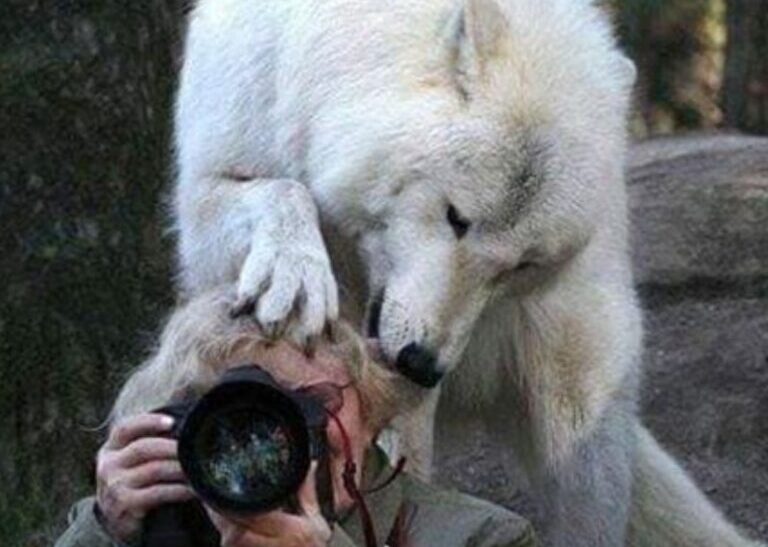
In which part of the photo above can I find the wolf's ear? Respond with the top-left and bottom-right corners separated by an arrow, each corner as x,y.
444,0 -> 509,96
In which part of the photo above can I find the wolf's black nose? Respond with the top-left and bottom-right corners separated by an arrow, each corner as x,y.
396,343 -> 443,388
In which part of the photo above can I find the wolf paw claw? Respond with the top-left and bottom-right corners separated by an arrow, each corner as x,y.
234,241 -> 339,347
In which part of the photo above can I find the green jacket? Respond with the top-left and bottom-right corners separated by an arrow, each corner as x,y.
55,451 -> 537,547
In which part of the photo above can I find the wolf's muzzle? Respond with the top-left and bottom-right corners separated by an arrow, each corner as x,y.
396,343 -> 444,388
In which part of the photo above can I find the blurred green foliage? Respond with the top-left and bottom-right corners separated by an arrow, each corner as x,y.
0,1 -> 765,546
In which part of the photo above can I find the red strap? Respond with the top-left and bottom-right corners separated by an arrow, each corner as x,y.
328,412 -> 378,547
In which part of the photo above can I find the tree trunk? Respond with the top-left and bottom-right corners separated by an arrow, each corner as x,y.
0,2 -> 185,545
613,0 -> 722,135
723,0 -> 768,134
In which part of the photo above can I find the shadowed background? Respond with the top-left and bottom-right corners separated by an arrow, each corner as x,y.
1,1 -> 766,545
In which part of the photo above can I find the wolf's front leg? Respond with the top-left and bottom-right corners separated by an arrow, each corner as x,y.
176,176 -> 338,345
529,402 -> 635,547
509,282 -> 642,546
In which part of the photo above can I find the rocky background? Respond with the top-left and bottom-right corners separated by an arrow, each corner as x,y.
1,1 -> 766,545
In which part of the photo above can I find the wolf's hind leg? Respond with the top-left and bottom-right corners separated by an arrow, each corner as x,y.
629,424 -> 763,547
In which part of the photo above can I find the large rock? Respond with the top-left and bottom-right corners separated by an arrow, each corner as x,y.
436,134 -> 768,541
630,135 -> 768,540
629,134 -> 768,287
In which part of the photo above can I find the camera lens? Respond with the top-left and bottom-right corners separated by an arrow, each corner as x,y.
178,378 -> 312,514
193,404 -> 296,502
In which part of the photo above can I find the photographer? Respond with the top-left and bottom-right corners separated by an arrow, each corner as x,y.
54,287 -> 536,547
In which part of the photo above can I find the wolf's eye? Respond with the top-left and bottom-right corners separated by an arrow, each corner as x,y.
447,204 -> 471,239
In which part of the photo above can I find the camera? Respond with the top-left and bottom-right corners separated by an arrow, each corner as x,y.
142,364 -> 335,547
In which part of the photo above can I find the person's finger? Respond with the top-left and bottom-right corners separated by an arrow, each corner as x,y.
206,509 -> 282,547
205,506 -> 226,529
115,438 -> 178,469
221,528 -> 280,547
124,459 -> 186,488
297,461 -> 321,516
128,483 -> 195,513
223,510 -> 305,537
106,414 -> 175,450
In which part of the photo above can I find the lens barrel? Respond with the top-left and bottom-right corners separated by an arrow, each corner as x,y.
176,366 -> 327,514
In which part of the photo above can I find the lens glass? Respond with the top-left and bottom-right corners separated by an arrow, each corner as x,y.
193,404 -> 296,502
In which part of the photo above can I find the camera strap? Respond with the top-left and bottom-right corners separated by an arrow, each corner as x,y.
314,444 -> 337,524
328,412 -> 377,547
327,412 -> 407,547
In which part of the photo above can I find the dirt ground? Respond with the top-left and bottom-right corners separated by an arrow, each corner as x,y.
434,135 -> 768,542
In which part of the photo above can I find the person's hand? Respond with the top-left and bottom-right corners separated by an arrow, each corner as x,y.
95,413 -> 195,542
206,462 -> 332,547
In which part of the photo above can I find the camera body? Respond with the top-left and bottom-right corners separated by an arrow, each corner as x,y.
142,365 -> 335,547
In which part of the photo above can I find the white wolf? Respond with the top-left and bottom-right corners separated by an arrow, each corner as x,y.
173,0 -> 762,545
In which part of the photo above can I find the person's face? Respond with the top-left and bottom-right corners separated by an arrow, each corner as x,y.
234,341 -> 374,512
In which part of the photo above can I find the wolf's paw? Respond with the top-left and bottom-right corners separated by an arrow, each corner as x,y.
232,237 -> 339,347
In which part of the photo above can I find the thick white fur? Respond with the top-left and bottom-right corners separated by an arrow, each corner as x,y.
173,0 -> 762,545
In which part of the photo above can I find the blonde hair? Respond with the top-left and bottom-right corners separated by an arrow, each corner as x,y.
111,286 -> 422,432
